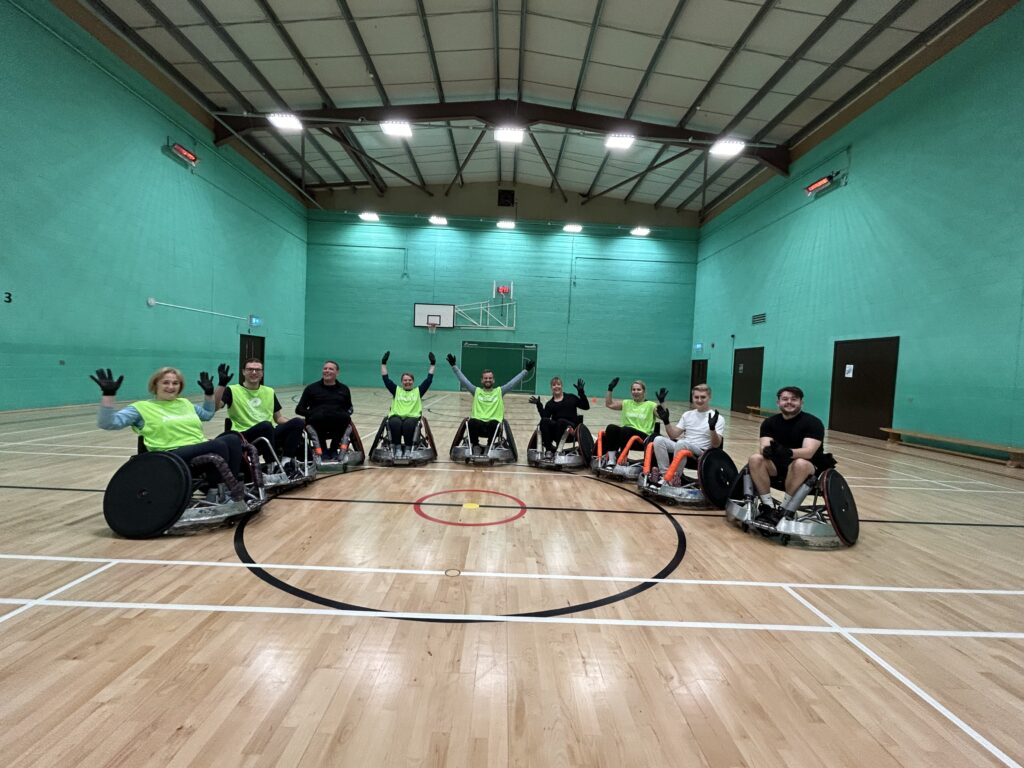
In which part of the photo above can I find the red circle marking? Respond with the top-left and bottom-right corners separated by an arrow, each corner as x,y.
413,489 -> 527,527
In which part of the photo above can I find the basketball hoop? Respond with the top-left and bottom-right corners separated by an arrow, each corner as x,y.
427,322 -> 438,335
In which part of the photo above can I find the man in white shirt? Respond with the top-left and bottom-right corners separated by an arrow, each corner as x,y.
652,384 -> 725,484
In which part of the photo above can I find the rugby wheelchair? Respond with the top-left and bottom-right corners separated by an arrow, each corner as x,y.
526,417 -> 594,470
724,455 -> 859,548
449,418 -> 518,465
223,418 -> 318,492
104,437 -> 267,539
637,445 -> 738,507
591,424 -> 661,480
310,420 -> 365,472
368,415 -> 438,465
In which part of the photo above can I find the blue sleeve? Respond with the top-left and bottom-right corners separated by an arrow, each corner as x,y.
195,400 -> 215,421
98,405 -> 142,430
382,374 -> 397,395
451,366 -> 476,394
500,369 -> 527,395
418,372 -> 433,396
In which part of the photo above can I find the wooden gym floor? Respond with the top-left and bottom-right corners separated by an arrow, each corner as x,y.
0,387 -> 1021,767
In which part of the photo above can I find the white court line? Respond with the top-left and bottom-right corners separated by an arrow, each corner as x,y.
0,442 -> 134,451
1,553 -> 1021,595
0,561 -> 117,626
0,418 -> 97,438
838,446 -> 1022,491
848,486 -> 1024,494
839,454 -> 965,492
783,586 -> 1021,768
0,449 -> 127,459
0,596 -> 1021,642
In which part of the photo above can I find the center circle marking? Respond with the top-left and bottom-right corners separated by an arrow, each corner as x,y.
414,489 -> 527,527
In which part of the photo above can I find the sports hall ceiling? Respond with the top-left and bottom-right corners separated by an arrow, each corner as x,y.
78,0 -> 998,217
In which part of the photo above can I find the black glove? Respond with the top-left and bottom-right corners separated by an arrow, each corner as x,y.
574,378 -> 586,398
524,359 -> 535,372
381,351 -> 390,365
708,410 -> 719,431
772,443 -> 793,463
529,395 -> 542,407
197,371 -> 215,396
656,405 -> 670,425
446,353 -> 456,366
607,377 -> 619,392
656,387 -> 668,404
90,368 -> 123,396
428,352 -> 436,365
217,363 -> 233,386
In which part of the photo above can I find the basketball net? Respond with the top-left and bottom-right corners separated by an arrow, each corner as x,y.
427,322 -> 438,335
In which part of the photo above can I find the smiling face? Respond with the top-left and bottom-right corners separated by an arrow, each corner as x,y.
480,371 -> 495,390
777,389 -> 803,418
243,362 -> 263,388
322,361 -> 339,385
690,388 -> 710,412
550,378 -> 563,398
630,382 -> 645,402
155,373 -> 183,401
401,373 -> 415,390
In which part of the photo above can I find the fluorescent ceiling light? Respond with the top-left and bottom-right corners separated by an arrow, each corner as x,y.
709,138 -> 745,157
428,215 -> 448,225
267,113 -> 302,131
563,223 -> 582,233
496,220 -> 516,229
494,127 -> 524,144
358,212 -> 380,222
380,120 -> 412,137
630,226 -> 650,237
605,134 -> 635,149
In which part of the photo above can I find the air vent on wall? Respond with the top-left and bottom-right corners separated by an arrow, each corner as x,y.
752,313 -> 766,325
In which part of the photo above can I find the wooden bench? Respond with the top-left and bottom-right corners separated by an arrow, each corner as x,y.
746,405 -> 777,418
880,427 -> 1023,468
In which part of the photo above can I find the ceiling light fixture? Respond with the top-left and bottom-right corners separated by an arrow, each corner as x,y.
380,120 -> 412,137
630,226 -> 650,237
709,138 -> 745,157
494,127 -> 524,144
267,113 -> 303,132
605,134 -> 635,149
358,212 -> 380,222
496,220 -> 516,229
428,215 -> 448,225
563,223 -> 582,233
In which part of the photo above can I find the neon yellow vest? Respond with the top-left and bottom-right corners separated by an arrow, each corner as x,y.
132,398 -> 206,451
472,386 -> 504,421
389,386 -> 422,418
621,399 -> 655,433
226,384 -> 275,431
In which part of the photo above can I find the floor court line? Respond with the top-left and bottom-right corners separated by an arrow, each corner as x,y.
838,446 -> 1021,490
783,586 -> 1022,768
0,561 -> 117,626
1,553 -> 1020,595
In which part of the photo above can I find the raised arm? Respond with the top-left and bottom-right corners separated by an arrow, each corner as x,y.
604,377 -> 622,411
447,353 -> 476,394
213,363 -> 233,410
500,359 -> 535,395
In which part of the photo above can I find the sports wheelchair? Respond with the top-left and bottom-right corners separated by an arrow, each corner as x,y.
637,446 -> 738,507
590,425 -> 661,480
104,438 -> 266,539
526,417 -> 594,470
449,418 -> 518,465
309,421 -> 365,472
224,418 -> 318,492
725,459 -> 859,548
368,415 -> 438,465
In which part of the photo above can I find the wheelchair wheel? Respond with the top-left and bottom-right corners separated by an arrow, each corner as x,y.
577,424 -> 594,463
697,449 -> 739,509
368,417 -> 387,458
821,469 -> 859,546
503,419 -> 518,462
103,452 -> 193,539
419,416 -> 438,461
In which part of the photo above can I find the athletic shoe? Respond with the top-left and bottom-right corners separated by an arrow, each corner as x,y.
648,468 -> 662,487
472,444 -> 484,456
755,503 -> 783,527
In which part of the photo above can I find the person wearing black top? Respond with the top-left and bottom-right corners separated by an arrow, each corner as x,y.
530,377 -> 590,458
295,360 -> 354,459
380,350 -> 436,454
748,385 -> 828,524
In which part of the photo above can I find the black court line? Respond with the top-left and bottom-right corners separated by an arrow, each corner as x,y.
234,474 -> 687,624
0,484 -> 104,493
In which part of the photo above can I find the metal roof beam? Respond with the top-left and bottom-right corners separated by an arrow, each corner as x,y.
414,0 -> 464,188
583,148 -> 692,205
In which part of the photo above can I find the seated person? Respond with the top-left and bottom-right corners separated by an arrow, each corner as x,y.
651,383 -> 724,485
747,385 -> 830,524
529,376 -> 589,459
447,353 -> 534,454
93,366 -> 243,479
213,359 -> 305,467
601,378 -> 664,465
380,350 -> 435,456
295,360 -> 353,460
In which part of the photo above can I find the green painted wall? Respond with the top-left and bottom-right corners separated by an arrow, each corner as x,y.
306,215 -> 698,395
693,3 -> 1024,445
0,1 -> 307,411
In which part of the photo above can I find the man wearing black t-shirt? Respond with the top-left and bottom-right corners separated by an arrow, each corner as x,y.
295,360 -> 354,459
530,377 -> 589,458
748,386 -> 826,524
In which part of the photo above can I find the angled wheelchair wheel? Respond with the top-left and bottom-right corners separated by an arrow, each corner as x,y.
528,427 -> 539,451
503,419 -> 518,462
697,449 -> 739,510
577,424 -> 594,464
103,452 -> 193,539
821,469 -> 859,546
368,416 -> 387,458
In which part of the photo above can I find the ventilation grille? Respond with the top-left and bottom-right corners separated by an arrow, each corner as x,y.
752,313 -> 767,325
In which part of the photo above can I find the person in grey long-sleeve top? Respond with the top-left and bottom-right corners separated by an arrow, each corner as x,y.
447,353 -> 534,453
